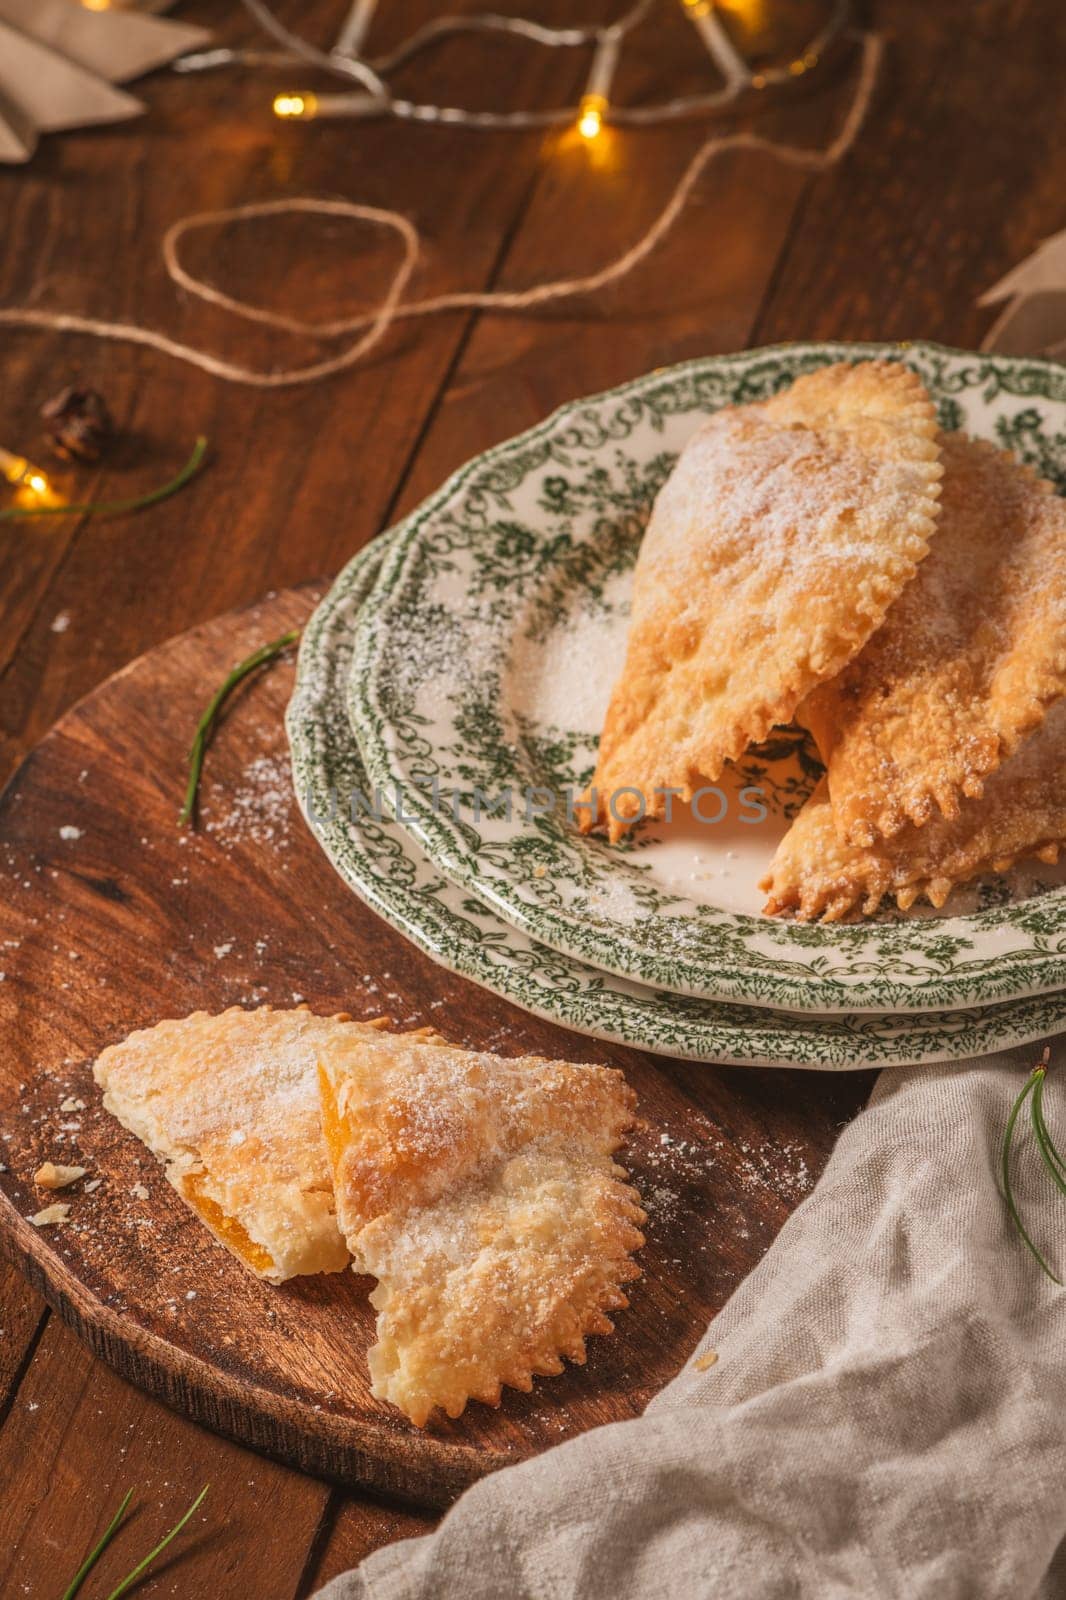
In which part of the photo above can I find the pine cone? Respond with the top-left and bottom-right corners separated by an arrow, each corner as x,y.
40,387 -> 114,463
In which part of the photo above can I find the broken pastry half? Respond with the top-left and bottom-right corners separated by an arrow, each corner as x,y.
761,698 -> 1066,920
318,1031 -> 645,1427
802,433 -> 1066,847
580,360 -> 943,841
94,1005 -> 441,1284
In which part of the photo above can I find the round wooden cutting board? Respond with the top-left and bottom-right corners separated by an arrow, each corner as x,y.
0,581 -> 869,1508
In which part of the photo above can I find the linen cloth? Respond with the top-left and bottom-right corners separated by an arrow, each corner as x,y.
317,1047 -> 1066,1600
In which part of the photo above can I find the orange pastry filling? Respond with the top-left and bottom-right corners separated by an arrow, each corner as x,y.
183,1175 -> 275,1275
317,1062 -> 350,1172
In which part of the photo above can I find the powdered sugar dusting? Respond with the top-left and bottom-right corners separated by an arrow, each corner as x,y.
201,752 -> 294,850
371,603 -> 501,723
582,877 -> 643,927
642,406 -> 932,616
508,569 -> 632,734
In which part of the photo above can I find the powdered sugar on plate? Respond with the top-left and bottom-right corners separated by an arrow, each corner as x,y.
507,569 -> 632,735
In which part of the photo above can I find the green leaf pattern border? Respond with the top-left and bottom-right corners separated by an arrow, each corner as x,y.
349,341 -> 1066,1016
286,530 -> 1066,1068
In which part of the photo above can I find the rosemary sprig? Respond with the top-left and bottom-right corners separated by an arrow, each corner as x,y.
179,631 -> 300,826
103,1485 -> 209,1600
1002,1049 -> 1061,1283
0,436 -> 208,522
59,1484 -> 208,1600
1032,1068 -> 1066,1191
60,1489 -> 133,1600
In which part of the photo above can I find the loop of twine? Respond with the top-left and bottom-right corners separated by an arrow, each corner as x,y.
0,34 -> 881,390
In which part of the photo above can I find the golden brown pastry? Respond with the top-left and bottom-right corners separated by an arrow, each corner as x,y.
318,1031 -> 645,1426
803,434 -> 1066,846
761,699 -> 1066,920
93,1005 -> 440,1284
580,361 -> 943,841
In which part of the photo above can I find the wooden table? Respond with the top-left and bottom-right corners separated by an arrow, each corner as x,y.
0,0 -> 1061,1592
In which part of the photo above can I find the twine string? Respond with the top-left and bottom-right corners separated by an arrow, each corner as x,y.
0,34 -> 881,389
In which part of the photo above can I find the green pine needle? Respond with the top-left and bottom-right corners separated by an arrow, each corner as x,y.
1032,1072 -> 1066,1186
60,1489 -> 133,1600
59,1485 -> 207,1600
1002,1050 -> 1062,1283
103,1485 -> 209,1600
0,437 -> 208,522
179,631 -> 300,827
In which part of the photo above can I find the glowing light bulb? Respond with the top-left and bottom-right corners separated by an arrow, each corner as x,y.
577,94 -> 605,140
0,447 -> 62,509
1,450 -> 45,492
577,25 -> 618,142
273,92 -> 318,120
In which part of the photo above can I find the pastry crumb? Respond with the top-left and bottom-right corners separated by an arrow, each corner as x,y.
29,1202 -> 72,1226
34,1162 -> 87,1190
693,1349 -> 718,1372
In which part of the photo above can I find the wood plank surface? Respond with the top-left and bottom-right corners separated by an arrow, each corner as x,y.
1,0 -> 1063,1592
0,0 -> 611,779
0,1314 -> 331,1600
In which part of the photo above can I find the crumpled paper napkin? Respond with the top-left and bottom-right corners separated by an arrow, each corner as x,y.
981,230 -> 1066,359
0,0 -> 208,163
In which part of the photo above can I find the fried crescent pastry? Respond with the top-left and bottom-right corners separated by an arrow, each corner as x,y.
803,433 -> 1066,847
580,361 -> 943,842
318,1033 -> 645,1427
94,1005 -> 442,1283
761,701 -> 1066,920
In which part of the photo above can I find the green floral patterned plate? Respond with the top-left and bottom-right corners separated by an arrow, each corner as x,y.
349,342 -> 1066,1015
287,531 -> 1066,1067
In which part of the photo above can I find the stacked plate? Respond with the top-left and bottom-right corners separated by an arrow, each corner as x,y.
288,341 -> 1066,1070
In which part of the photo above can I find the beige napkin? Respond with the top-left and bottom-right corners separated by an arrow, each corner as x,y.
316,1048 -> 1066,1599
0,0 -> 209,163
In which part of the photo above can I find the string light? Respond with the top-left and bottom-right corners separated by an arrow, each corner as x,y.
176,0 -> 848,129
273,92 -> 314,119
577,96 -> 605,140
273,90 -> 389,121
0,447 -> 60,507
576,22 -> 621,138
0,32 -> 881,391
